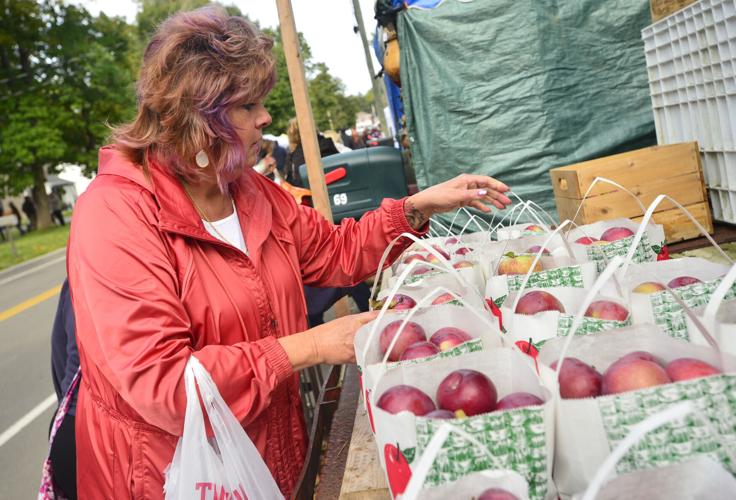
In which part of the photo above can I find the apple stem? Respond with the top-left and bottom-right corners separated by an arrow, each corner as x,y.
526,337 -> 532,354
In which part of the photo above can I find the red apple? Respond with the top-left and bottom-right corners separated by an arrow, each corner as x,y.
453,260 -> 475,269
667,276 -> 703,289
478,488 -> 520,500
431,292 -> 456,305
379,321 -> 427,361
550,358 -> 602,399
412,265 -> 432,276
437,369 -> 497,416
495,392 -> 544,411
666,358 -> 721,382
575,236 -> 598,245
429,327 -> 473,351
618,351 -> 663,365
402,254 -> 426,265
526,245 -> 550,255
600,227 -> 635,242
390,294 -> 416,310
633,281 -> 666,294
515,291 -> 566,315
584,300 -> 629,321
376,385 -> 436,416
498,253 -> 543,276
426,254 -> 442,264
602,357 -> 671,395
455,246 -> 472,256
432,245 -> 451,260
524,224 -> 545,234
399,341 -> 440,361
424,409 -> 455,419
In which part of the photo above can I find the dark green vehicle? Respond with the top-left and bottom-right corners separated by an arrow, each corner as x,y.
297,146 -> 409,223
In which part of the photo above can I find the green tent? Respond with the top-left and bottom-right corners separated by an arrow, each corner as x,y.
398,0 -> 657,223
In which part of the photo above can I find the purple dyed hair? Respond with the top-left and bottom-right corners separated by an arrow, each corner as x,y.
111,6 -> 276,190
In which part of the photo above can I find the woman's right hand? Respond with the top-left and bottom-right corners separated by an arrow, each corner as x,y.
278,310 -> 378,370
310,311 -> 379,364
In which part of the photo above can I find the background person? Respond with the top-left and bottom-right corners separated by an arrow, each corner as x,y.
22,195 -> 37,231
66,7 -> 511,498
282,117 -> 339,187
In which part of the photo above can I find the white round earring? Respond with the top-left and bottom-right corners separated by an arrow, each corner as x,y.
195,150 -> 209,169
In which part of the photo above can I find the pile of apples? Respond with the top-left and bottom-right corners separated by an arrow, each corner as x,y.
401,242 -> 476,277
379,320 -> 473,362
376,368 -> 544,418
573,226 -> 635,246
551,353 -> 721,399
513,290 -> 630,321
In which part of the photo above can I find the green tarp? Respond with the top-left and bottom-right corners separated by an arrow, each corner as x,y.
398,0 -> 657,221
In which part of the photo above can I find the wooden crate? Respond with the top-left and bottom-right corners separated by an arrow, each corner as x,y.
650,0 -> 699,22
550,142 -> 713,243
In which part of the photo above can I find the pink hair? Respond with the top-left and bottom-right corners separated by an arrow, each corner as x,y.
111,6 -> 276,190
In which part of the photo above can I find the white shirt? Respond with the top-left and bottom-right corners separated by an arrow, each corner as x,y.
202,203 -> 248,254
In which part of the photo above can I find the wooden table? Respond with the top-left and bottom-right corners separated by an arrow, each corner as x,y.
316,364 -> 390,499
338,396 -> 390,499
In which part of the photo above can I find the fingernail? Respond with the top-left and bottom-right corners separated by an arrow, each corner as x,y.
478,189 -> 488,196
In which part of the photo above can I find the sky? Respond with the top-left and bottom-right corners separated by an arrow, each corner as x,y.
74,0 -> 382,96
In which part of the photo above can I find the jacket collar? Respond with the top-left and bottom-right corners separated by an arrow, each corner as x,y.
96,145 -> 273,264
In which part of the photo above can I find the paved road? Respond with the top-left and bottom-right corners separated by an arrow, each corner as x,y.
0,249 -> 67,499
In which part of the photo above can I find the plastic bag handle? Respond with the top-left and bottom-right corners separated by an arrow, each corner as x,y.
376,286 -> 498,377
622,194 -> 732,276
401,423 -> 497,500
509,220 -> 577,313
363,259 -> 471,362
580,402 -> 693,500
370,232 -> 458,303
703,263 -> 736,326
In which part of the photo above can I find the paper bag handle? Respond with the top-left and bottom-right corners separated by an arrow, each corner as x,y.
622,194 -> 732,276
378,286 -> 499,370
363,259 -> 472,362
569,177 -> 648,228
401,423 -> 497,500
580,402 -> 693,500
509,219 -> 577,313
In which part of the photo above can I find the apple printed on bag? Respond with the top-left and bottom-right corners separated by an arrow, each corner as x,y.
656,245 -> 670,261
515,338 -> 540,374
384,443 -> 412,497
485,298 -> 506,332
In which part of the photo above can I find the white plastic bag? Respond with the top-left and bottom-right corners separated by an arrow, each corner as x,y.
164,357 -> 284,500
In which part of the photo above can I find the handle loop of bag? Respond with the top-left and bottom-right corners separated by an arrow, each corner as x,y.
622,194 -> 732,276
363,258 -> 477,362
568,177 -> 648,232
489,201 -> 533,237
401,423 -> 500,500
370,232 -> 459,303
509,220 -> 578,314
377,286 -> 500,376
580,402 -> 693,500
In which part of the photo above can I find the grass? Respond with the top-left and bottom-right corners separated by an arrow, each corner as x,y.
0,224 -> 70,272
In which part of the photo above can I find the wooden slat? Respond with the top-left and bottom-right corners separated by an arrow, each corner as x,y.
632,202 -> 714,243
555,171 -> 707,221
651,0 -> 698,21
339,395 -> 390,499
550,143 -> 701,199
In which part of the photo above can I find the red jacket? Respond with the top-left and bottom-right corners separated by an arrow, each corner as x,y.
67,146 -> 421,498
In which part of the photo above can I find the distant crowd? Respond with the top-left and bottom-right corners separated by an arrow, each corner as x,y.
0,190 -> 67,241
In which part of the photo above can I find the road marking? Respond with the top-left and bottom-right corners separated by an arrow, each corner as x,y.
0,393 -> 57,448
0,284 -> 62,322
0,253 -> 67,288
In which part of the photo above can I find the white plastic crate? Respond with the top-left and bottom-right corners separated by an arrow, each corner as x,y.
642,0 -> 736,223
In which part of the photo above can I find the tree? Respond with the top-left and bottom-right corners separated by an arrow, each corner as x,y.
0,0 -> 137,229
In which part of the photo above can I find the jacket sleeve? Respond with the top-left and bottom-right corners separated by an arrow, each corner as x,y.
290,196 -> 428,287
68,184 -> 292,436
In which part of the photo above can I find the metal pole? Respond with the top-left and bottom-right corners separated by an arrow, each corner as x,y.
351,0 -> 389,137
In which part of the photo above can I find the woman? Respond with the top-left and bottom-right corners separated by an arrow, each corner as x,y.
67,7 -> 511,498
282,117 -> 339,187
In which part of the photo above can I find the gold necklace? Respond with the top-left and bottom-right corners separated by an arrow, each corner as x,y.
181,182 -> 236,246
